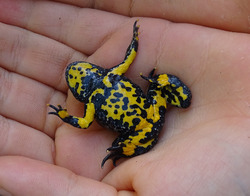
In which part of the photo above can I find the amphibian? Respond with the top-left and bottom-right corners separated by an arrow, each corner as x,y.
48,20 -> 192,167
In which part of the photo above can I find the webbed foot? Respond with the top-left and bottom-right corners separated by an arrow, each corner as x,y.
101,131 -> 157,168
101,145 -> 124,168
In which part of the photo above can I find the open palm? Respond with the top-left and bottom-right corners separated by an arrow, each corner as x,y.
1,0 -> 250,195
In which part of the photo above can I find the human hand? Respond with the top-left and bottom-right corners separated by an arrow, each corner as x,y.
0,0 -> 250,195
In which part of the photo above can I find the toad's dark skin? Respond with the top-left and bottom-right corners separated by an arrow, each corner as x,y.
48,20 -> 192,168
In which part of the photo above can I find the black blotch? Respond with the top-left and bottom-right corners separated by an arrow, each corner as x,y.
130,104 -> 139,109
141,109 -> 147,118
143,100 -> 150,109
110,98 -> 120,103
104,88 -> 112,98
122,97 -> 129,110
152,91 -> 157,96
113,84 -> 119,90
120,82 -> 132,92
120,113 -> 125,120
97,109 -> 108,122
126,87 -> 132,91
134,87 -> 143,96
132,118 -> 141,126
126,110 -> 137,116
113,92 -> 123,98
114,110 -> 118,114
147,118 -> 153,124
123,122 -> 129,129
77,67 -> 81,71
120,82 -> 126,89
131,131 -> 139,137
92,93 -> 105,109
69,74 -> 73,79
136,97 -> 141,103
115,105 -> 120,109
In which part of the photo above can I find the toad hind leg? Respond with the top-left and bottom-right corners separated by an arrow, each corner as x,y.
101,127 -> 158,168
109,20 -> 139,76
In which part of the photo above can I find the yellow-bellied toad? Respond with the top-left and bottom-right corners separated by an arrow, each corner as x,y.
48,20 -> 192,167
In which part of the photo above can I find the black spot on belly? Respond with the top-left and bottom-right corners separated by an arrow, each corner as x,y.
130,104 -> 139,109
143,100 -> 150,109
122,97 -> 129,110
141,109 -> 147,118
110,98 -> 120,103
132,118 -> 141,126
126,110 -> 137,116
136,97 -> 141,103
104,88 -> 112,98
113,92 -> 123,98
126,87 -> 132,91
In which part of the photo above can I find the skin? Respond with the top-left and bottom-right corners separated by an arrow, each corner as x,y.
0,0 -> 250,195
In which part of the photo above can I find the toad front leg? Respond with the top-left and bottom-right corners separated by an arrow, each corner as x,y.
48,103 -> 95,129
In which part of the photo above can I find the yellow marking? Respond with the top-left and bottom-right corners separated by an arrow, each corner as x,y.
103,75 -> 112,88
78,103 -> 95,128
131,127 -> 151,143
139,139 -> 154,148
157,74 -> 170,87
171,97 -> 180,106
150,90 -> 167,122
58,110 -> 69,119
135,34 -> 139,41
89,88 -> 105,99
76,62 -> 93,69
122,126 -> 154,156
146,105 -> 154,119
135,119 -> 152,131
91,68 -> 98,73
122,142 -> 136,156
67,67 -> 84,95
176,87 -> 188,100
